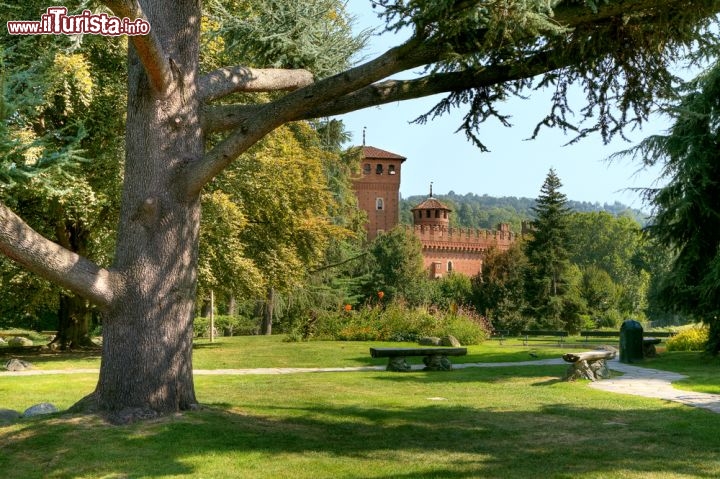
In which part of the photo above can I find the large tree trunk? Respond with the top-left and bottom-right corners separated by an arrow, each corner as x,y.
74,1 -> 202,420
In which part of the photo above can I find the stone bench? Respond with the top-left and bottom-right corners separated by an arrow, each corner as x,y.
370,347 -> 467,372
562,350 -> 616,381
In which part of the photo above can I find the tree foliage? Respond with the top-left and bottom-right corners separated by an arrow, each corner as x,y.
365,226 -> 427,303
621,61 -> 720,352
0,2 -> 125,345
471,242 -> 529,333
566,211 -> 650,319
400,192 -> 648,232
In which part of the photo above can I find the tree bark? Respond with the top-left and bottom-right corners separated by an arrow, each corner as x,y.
261,287 -> 274,336
227,295 -> 237,316
75,0 -> 202,420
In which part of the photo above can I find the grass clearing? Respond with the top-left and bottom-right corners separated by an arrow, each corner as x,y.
1,336 -> 719,478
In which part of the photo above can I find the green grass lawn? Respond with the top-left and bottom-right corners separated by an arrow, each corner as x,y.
1,336 -> 720,478
0,334 -> 571,370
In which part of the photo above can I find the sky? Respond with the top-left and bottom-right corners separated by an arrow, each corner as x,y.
337,1 -> 672,208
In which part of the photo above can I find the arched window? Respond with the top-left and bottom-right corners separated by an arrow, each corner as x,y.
363,163 -> 371,174
376,198 -> 384,210
375,164 -> 383,175
447,261 -> 453,272
388,165 -> 396,175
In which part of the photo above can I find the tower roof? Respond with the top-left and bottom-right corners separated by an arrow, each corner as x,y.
412,197 -> 452,212
361,145 -> 406,162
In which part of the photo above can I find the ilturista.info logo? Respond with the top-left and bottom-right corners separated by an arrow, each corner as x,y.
7,7 -> 151,36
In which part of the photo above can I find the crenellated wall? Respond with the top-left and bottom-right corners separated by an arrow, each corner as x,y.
407,224 -> 516,250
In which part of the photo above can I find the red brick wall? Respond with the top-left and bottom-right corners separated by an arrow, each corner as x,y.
352,157 -> 404,241
422,249 -> 484,278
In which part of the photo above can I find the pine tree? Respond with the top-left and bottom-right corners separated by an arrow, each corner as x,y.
525,169 -> 573,329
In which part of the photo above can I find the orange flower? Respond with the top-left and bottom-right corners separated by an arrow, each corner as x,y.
377,291 -> 385,299
344,304 -> 352,311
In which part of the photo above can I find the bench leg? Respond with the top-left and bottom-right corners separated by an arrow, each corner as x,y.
563,359 -> 610,382
387,357 -> 412,372
643,343 -> 658,358
423,354 -> 453,371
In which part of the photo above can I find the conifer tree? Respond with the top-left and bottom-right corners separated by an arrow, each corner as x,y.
524,169 -> 573,329
622,61 -> 720,353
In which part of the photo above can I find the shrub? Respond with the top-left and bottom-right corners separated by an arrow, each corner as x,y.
666,325 -> 708,351
596,309 -> 623,329
310,301 -> 490,345
439,307 -> 491,345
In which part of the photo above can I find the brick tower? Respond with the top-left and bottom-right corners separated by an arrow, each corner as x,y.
351,146 -> 406,241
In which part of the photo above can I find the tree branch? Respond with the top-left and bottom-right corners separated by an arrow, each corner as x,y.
199,67 -> 314,103
202,104 -> 264,135
188,38 -> 435,196
103,0 -> 173,95
0,203 -> 120,309
203,50 -> 568,129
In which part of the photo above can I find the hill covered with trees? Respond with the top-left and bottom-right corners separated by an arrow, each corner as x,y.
400,191 -> 649,232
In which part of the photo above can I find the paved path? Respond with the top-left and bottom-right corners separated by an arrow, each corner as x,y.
591,359 -> 720,413
4,358 -> 720,413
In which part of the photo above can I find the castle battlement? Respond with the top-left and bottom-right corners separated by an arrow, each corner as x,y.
405,224 -> 516,251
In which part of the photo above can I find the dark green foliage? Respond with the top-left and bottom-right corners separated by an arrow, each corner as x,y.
206,0 -> 367,77
193,315 -> 260,337
471,243 -> 529,334
374,0 -> 720,150
623,62 -> 720,353
363,226 -> 428,304
524,169 -> 573,328
432,273 -> 473,310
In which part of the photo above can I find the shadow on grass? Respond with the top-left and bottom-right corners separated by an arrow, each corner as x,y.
192,342 -> 224,350
370,365 -> 569,386
0,349 -> 101,365
2,377 -> 720,478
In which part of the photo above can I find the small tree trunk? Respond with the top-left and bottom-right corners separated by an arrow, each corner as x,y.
227,295 -> 237,316
200,300 -> 212,318
261,287 -> 274,335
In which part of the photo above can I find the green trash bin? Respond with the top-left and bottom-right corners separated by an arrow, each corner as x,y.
619,319 -> 643,363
